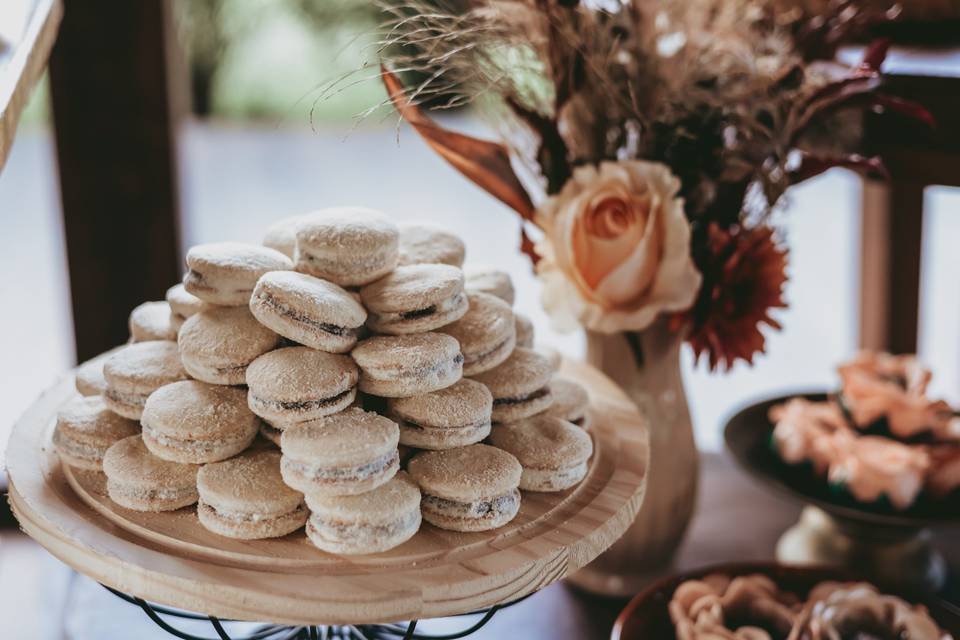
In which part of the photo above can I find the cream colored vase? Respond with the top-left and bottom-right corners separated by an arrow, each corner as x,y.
568,320 -> 699,596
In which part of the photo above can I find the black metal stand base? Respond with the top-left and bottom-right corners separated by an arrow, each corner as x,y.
103,585 -> 529,640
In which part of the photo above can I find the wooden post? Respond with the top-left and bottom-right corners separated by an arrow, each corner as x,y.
49,0 -> 184,362
859,179 -> 925,355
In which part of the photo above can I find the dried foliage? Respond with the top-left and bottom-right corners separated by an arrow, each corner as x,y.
370,0 -> 932,369
373,0 -> 922,219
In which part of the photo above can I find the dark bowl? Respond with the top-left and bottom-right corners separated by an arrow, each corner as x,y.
611,562 -> 960,640
723,391 -> 960,529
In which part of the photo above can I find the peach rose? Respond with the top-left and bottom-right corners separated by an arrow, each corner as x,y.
534,160 -> 701,333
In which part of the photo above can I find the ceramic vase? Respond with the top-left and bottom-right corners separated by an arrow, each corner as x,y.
568,320 -> 699,596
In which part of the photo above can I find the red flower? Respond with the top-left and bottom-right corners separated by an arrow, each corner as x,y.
674,224 -> 788,371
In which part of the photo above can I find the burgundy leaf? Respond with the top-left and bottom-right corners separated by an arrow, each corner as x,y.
872,94 -> 937,129
381,64 -> 536,221
859,38 -> 891,73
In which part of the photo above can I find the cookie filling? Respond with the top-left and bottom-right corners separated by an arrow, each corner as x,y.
53,430 -> 109,462
212,363 -> 248,377
185,269 -> 251,296
181,352 -> 247,379
361,353 -> 464,382
256,387 -> 355,413
521,462 -> 589,491
299,252 -> 394,278
108,479 -> 197,504
142,425 -> 253,454
308,508 -> 419,541
421,489 -> 520,521
374,292 -> 466,325
104,387 -> 149,409
285,449 -> 399,483
183,269 -> 216,293
257,294 -> 358,337
397,417 -> 489,432
199,500 -> 307,524
463,335 -> 512,365
548,405 -> 587,425
493,386 -> 550,406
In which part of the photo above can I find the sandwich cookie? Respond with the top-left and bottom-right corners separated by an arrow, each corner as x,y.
471,347 -> 554,422
439,292 -> 515,375
359,264 -> 468,335
177,305 -> 281,385
305,472 -> 421,555
197,450 -> 308,539
514,312 -> 534,348
544,377 -> 591,428
103,436 -> 199,511
184,241 -> 293,306
465,266 -> 515,306
537,345 -> 563,373
352,333 -> 463,398
408,444 -> 522,532
262,213 -> 310,259
103,341 -> 190,420
294,207 -> 399,287
166,283 -> 211,332
141,381 -> 259,463
53,396 -> 140,470
260,389 -> 365,446
250,271 -> 366,353
280,407 -> 399,496
129,301 -> 177,342
387,379 -> 493,450
75,357 -> 107,397
246,346 -> 358,424
489,415 -> 593,492
397,222 -> 466,267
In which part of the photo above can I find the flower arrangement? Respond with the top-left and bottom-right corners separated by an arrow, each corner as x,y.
371,0 -> 932,370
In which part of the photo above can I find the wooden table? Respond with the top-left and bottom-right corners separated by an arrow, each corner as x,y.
0,0 -> 60,174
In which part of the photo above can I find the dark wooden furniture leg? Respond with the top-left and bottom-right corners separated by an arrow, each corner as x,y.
49,0 -> 184,362
859,178 -> 925,355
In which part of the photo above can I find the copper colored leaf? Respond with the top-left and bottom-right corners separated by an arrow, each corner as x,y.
381,64 -> 535,221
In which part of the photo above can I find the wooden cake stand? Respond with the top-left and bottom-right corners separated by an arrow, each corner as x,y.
7,356 -> 649,627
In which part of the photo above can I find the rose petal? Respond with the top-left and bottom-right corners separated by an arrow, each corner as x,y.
535,159 -> 702,333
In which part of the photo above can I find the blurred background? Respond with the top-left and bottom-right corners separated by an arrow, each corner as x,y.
1,1 -> 959,636
3,0 -> 958,455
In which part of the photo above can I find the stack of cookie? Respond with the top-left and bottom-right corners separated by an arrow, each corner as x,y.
55,207 -> 594,555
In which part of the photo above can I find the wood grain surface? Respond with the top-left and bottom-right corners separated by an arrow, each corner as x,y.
0,0 -> 61,174
7,357 -> 649,625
